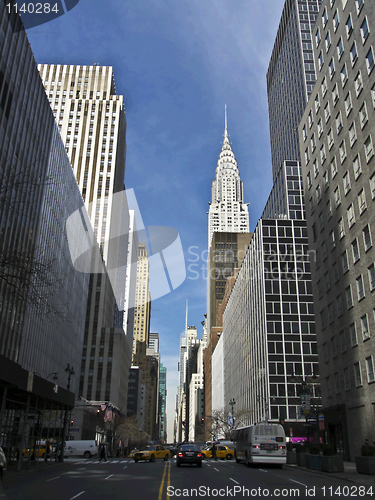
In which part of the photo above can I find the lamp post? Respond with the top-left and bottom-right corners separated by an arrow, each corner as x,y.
229,398 -> 236,429
59,364 -> 75,462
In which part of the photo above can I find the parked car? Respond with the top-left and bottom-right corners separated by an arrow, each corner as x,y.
133,445 -> 171,462
201,445 -> 234,460
22,444 -> 51,458
176,444 -> 203,467
64,440 -> 98,458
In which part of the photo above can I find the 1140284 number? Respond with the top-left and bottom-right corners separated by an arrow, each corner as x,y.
321,485 -> 374,497
6,3 -> 59,14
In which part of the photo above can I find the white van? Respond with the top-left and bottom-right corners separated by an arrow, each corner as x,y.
64,440 -> 98,458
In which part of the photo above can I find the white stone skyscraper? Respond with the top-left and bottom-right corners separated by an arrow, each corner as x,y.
208,108 -> 249,247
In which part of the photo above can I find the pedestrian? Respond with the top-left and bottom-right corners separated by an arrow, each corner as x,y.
212,443 -> 217,461
99,444 -> 107,462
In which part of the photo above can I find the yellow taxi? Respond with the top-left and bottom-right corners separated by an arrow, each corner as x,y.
22,444 -> 51,458
201,445 -> 234,460
133,445 -> 172,462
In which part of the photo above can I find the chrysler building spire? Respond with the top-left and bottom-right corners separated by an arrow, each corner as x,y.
208,108 -> 249,247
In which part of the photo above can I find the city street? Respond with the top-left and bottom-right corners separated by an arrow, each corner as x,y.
1,457 -> 374,500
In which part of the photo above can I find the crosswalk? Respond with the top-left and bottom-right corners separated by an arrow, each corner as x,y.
69,459 -> 134,465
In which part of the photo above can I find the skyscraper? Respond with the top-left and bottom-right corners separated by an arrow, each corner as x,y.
208,108 -> 249,247
298,0 -> 375,459
38,65 -> 133,423
267,0 -> 322,180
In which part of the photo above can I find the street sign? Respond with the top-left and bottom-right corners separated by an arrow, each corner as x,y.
228,416 -> 233,427
300,394 -> 311,410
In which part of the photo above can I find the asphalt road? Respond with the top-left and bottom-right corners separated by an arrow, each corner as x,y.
1,457 -> 374,500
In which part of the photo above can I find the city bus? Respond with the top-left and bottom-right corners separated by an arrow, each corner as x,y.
231,423 -> 286,467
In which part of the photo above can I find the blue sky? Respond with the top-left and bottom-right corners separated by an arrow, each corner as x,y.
27,0 -> 285,442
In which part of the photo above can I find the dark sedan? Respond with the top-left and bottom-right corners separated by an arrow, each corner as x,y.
176,444 -> 203,467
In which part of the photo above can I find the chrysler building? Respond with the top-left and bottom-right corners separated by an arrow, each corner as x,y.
208,108 -> 249,247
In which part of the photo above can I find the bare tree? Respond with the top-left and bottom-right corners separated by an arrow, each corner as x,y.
207,407 -> 255,440
0,156 -> 74,321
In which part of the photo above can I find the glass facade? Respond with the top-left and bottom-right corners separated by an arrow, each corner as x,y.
267,0 -> 323,180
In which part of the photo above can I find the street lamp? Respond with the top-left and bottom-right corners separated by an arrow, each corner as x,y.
257,395 -> 275,424
59,364 -> 75,462
229,398 -> 236,429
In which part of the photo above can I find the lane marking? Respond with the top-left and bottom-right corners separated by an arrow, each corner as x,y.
290,479 -> 307,487
46,476 -> 60,482
158,461 -> 169,500
168,460 -> 171,495
112,461 -> 118,463
214,468 -> 219,472
259,469 -> 268,472
105,474 -> 113,480
69,492 -> 85,500
123,466 -> 127,470
230,478 -> 240,484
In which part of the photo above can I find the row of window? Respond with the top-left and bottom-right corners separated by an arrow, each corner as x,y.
325,355 -> 374,396
322,315 -> 374,365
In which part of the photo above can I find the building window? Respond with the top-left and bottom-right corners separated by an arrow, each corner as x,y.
329,58 -> 335,78
358,189 -> 367,214
330,230 -> 336,250
337,37 -> 344,59
350,322 -> 357,346
354,71 -> 363,96
338,217 -> 345,238
322,240 -> 328,260
364,135 -> 374,162
363,224 -> 372,251
343,170 -> 351,194
307,171 -> 312,189
333,261 -> 340,282
336,294 -> 344,316
371,174 -> 375,199
305,148 -> 310,164
323,170 -> 329,190
366,47 -> 375,74
359,102 -> 368,129
303,124 -> 307,141
344,367 -> 351,390
353,154 -> 362,179
334,185 -> 341,207
354,362 -> 362,387
356,274 -> 365,300
342,249 -> 349,273
368,263 -> 375,291
311,133 -> 316,151
350,42 -> 358,66
313,159 -> 319,178
316,184 -> 322,203
328,304 -> 335,324
321,144 -> 326,164
319,211 -> 325,231
333,9 -> 339,30
349,122 -> 357,147
308,110 -> 313,128
346,285 -> 354,309
355,0 -> 364,13
332,83 -> 339,106
361,314 -> 370,340
322,76 -> 328,96
315,93 -> 320,112
352,237 -> 360,263
316,27 -> 321,46
335,111 -> 343,134
318,118 -> 323,138
346,14 -> 353,38
339,140 -> 347,163
322,7 -> 328,28
327,199 -> 332,219
340,330 -> 347,352
344,91 -> 352,115
341,63 -> 348,87
326,31 -> 331,52
318,51 -> 324,70
366,356 -> 375,383
328,127 -> 334,149
334,372 -> 341,394
361,17 -> 369,43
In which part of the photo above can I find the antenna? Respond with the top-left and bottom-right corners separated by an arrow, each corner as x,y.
185,299 -> 188,335
225,104 -> 227,131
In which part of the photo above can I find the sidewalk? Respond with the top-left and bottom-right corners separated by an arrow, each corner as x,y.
286,461 -> 375,487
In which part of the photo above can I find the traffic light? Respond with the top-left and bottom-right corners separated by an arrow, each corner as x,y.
97,408 -> 101,415
201,417 -> 204,423
70,419 -> 74,428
